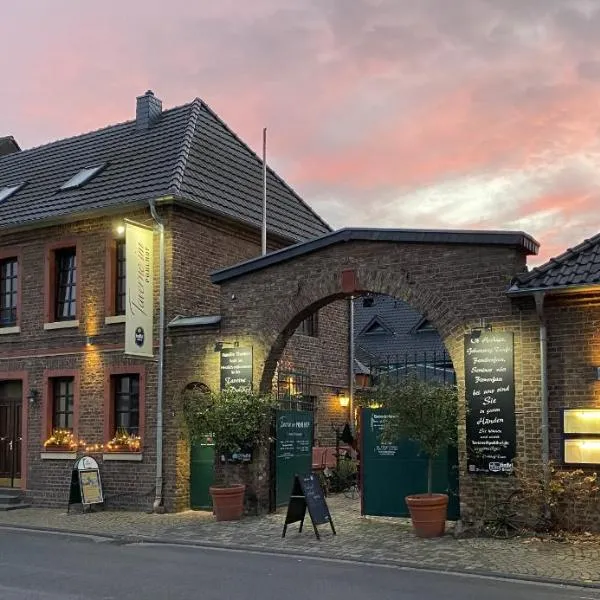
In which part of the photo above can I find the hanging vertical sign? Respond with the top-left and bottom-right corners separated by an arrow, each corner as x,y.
220,347 -> 253,391
125,222 -> 154,357
464,331 -> 516,475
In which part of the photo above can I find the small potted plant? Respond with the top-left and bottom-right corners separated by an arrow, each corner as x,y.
106,427 -> 142,452
182,387 -> 276,521
44,428 -> 78,451
378,378 -> 458,538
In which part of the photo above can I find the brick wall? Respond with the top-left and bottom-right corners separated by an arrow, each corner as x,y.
0,206 -> 348,513
216,240 -> 543,520
546,295 -> 600,458
162,207 -> 348,511
0,210 -> 160,509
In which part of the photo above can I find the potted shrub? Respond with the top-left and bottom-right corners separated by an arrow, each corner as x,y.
377,378 -> 458,538
182,387 -> 276,521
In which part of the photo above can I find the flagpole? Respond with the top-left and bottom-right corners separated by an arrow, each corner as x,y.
262,127 -> 267,256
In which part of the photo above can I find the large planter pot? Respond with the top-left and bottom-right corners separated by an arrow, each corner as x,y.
209,484 -> 246,521
405,493 -> 448,538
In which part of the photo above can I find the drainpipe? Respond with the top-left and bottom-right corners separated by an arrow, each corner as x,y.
534,291 -> 549,489
348,296 -> 355,431
149,199 -> 165,511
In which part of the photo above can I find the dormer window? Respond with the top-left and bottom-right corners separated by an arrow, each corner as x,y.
60,164 -> 106,190
0,182 -> 25,203
360,316 -> 393,336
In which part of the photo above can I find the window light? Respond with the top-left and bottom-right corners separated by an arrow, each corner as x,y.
0,182 -> 25,203
60,164 -> 106,190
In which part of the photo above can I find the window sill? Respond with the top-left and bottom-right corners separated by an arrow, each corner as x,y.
40,451 -> 77,460
102,452 -> 143,462
44,320 -> 79,330
105,315 -> 126,325
0,326 -> 20,335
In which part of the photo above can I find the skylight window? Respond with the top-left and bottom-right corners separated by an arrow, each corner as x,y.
0,182 -> 25,203
60,164 -> 105,190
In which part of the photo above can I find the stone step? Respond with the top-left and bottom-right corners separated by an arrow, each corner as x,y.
0,490 -> 30,510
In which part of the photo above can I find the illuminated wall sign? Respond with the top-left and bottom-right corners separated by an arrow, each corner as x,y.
220,347 -> 253,391
125,222 -> 154,357
464,331 -> 516,475
562,408 -> 600,465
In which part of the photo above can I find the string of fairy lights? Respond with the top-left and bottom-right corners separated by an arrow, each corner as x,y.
43,428 -> 141,453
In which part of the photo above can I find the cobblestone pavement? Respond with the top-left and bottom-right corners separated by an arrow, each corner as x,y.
1,495 -> 600,587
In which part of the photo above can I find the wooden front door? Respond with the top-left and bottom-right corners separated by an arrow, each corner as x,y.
0,381 -> 22,488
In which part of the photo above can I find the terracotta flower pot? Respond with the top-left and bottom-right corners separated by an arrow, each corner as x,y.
209,484 -> 246,521
405,493 -> 448,538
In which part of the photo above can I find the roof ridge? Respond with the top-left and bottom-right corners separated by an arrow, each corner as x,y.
168,99 -> 202,195
197,99 -> 332,233
0,101 -> 194,163
516,232 -> 600,284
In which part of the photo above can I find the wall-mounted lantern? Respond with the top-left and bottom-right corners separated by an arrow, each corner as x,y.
336,389 -> 350,408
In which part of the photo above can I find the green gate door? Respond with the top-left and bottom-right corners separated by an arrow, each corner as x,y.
190,439 -> 215,510
361,408 -> 459,519
275,410 -> 313,507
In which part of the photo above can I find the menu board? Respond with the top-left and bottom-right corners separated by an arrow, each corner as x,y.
276,412 -> 313,460
79,469 -> 103,504
282,473 -> 336,540
465,331 -> 516,475
220,347 -> 253,391
367,411 -> 398,458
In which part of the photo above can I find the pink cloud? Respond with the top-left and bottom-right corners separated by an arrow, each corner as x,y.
2,0 -> 600,269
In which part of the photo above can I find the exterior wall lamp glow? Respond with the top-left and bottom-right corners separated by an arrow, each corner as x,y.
336,389 -> 350,408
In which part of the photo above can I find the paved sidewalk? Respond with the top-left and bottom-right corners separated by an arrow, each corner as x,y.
1,495 -> 600,587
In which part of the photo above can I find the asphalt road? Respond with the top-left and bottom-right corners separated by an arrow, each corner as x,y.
0,529 -> 599,600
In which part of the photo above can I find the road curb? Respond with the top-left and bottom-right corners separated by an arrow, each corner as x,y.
2,523 -> 599,591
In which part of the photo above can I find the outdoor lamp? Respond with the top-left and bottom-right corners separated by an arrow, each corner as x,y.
337,390 -> 350,408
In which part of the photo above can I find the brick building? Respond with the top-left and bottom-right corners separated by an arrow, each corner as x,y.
0,91 -> 349,511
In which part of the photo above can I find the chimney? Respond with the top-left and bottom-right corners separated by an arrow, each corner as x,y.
0,136 -> 21,157
136,90 -> 162,130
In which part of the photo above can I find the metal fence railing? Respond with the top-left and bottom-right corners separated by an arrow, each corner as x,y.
367,350 -> 456,387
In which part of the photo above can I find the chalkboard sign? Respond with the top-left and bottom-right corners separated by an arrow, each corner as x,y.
465,331 -> 516,475
67,456 -> 104,513
282,473 -> 336,540
220,347 -> 253,391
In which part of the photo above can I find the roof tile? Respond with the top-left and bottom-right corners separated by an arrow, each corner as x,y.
509,231 -> 600,294
0,98 -> 330,242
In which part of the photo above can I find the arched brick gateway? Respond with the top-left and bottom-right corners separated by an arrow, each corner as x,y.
210,228 -> 542,517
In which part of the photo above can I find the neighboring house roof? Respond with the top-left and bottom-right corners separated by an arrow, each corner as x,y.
508,232 -> 600,296
353,294 -> 447,360
0,93 -> 331,243
211,227 -> 539,283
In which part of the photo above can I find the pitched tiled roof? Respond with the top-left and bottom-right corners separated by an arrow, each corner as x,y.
0,98 -> 331,242
508,232 -> 600,295
353,295 -> 447,360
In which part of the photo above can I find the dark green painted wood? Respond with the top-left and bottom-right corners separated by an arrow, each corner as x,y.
275,410 -> 314,507
190,441 -> 215,510
361,408 -> 460,520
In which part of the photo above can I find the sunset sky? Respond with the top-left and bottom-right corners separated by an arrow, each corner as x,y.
3,0 -> 600,265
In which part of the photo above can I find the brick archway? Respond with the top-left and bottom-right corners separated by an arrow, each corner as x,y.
255,264 -> 465,394
210,228 -> 541,517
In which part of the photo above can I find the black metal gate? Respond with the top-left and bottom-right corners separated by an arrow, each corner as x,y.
0,381 -> 22,488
